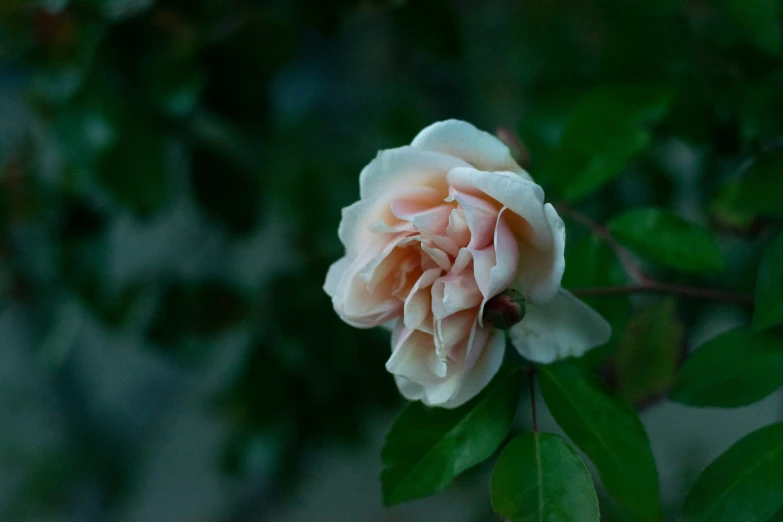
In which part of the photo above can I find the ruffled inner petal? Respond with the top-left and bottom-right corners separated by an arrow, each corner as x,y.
450,189 -> 499,250
403,268 -> 442,333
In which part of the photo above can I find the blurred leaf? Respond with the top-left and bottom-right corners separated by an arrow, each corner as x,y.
741,71 -> 783,142
769,506 -> 783,522
190,142 -> 260,235
381,366 -> 523,505
147,281 -> 249,346
670,327 -> 783,408
391,0 -> 462,60
754,232 -> 783,331
709,179 -> 757,232
732,150 -> 783,218
613,298 -> 683,406
96,111 -> 168,217
683,423 -> 783,522
544,85 -> 671,202
539,362 -> 662,521
77,0 -> 154,20
491,432 -> 599,522
30,12 -> 104,103
717,0 -> 782,55
563,234 -> 630,368
608,208 -> 726,272
54,87 -> 121,174
143,55 -> 205,118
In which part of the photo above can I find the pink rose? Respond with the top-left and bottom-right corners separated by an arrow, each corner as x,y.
324,120 -> 610,408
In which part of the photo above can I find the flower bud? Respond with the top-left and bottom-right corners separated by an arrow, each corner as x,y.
483,289 -> 526,330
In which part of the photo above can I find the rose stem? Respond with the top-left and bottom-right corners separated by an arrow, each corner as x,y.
571,284 -> 754,305
556,203 -> 754,307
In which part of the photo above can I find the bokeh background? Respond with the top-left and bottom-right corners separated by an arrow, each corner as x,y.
1,0 -> 782,520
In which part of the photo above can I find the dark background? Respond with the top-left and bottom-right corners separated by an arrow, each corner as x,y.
1,0 -> 782,520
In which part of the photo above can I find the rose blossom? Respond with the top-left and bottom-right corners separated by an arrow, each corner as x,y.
324,120 -> 610,408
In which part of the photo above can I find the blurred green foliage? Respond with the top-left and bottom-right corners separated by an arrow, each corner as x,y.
1,0 -> 783,520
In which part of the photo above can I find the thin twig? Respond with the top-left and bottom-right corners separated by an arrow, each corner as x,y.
497,127 -> 531,170
571,284 -> 754,305
556,203 -> 650,284
556,203 -> 754,306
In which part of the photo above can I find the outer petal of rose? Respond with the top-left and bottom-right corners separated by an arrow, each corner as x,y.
393,327 -> 503,408
324,256 -> 350,298
338,199 -> 376,258
447,167 -> 551,251
442,329 -> 505,408
387,325 -> 446,381
394,375 -> 426,402
510,203 -> 565,304
509,289 -> 611,364
331,237 -> 408,328
435,309 -> 475,355
359,146 -> 470,201
410,119 -> 531,180
335,270 -> 402,328
339,185 -> 438,258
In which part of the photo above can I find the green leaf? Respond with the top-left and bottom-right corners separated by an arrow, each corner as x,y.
544,85 -> 671,202
670,327 -> 783,408
97,112 -> 168,218
381,366 -> 524,505
768,506 -> 783,522
733,150 -> 783,218
190,143 -> 260,236
491,432 -> 599,522
710,180 -> 757,232
754,232 -> 783,331
717,0 -> 782,55
608,208 -> 726,272
741,71 -> 783,143
539,363 -> 662,521
613,298 -> 683,406
683,423 -> 783,522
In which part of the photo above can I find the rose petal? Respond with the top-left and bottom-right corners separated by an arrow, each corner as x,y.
450,189 -> 498,250
431,273 -> 482,320
434,309 -> 475,357
509,289 -> 611,363
451,247 -> 472,275
470,246 -> 495,299
477,209 -> 520,326
338,199 -> 376,258
386,325 -> 446,381
418,230 -> 460,257
391,256 -> 421,300
443,328 -> 505,408
324,256 -> 350,298
410,119 -> 530,179
447,167 -> 551,251
390,321 -> 504,408
359,146 -> 469,200
511,203 -> 566,304
332,235 -> 408,328
446,208 -> 471,247
394,374 -> 426,402
420,240 -> 452,271
404,268 -> 441,332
